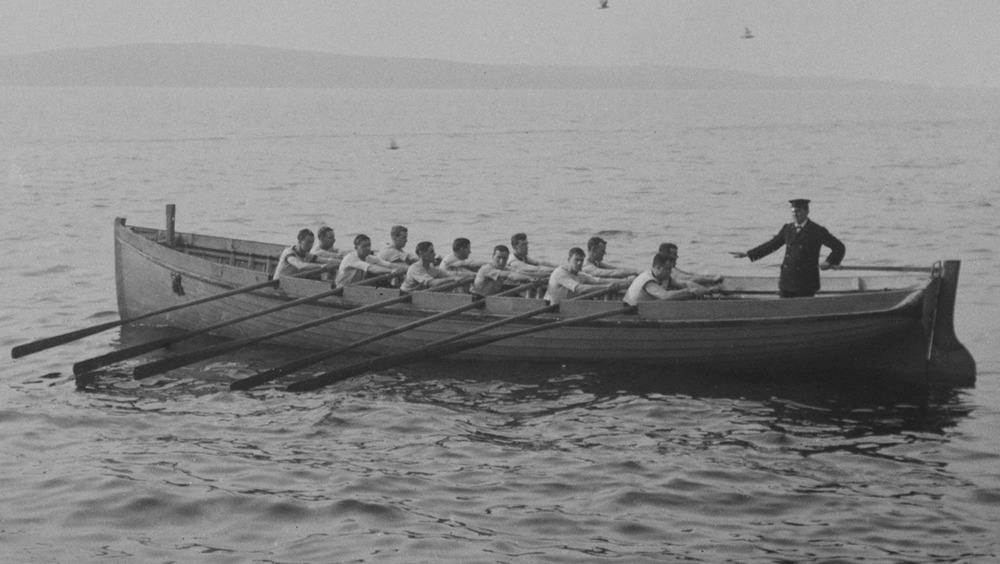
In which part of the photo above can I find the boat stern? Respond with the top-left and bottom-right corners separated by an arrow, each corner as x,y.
926,260 -> 976,386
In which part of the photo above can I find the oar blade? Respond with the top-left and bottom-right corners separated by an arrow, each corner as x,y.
229,350 -> 335,391
11,278 -> 281,360
72,334 -> 180,375
132,337 -> 253,379
74,285 -> 349,375
287,343 -> 459,392
11,319 -> 123,359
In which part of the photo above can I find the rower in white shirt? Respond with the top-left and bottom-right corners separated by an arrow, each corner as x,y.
624,252 -> 720,305
440,237 -> 487,274
472,245 -> 536,296
335,233 -> 407,288
544,247 -> 628,305
658,242 -> 723,286
376,225 -> 419,266
506,232 -> 557,277
582,236 -> 640,279
273,229 -> 338,280
310,226 -> 343,262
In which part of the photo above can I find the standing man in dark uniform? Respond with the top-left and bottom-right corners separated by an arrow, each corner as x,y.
731,199 -> 845,297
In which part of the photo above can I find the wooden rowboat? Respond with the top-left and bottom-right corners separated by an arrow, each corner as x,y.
111,213 -> 975,387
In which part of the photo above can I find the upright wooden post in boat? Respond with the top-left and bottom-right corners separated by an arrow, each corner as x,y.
165,204 -> 176,247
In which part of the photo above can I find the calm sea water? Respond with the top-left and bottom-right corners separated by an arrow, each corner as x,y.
2,86 -> 999,562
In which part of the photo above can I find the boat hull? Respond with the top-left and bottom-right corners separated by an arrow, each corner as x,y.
113,218 -> 976,385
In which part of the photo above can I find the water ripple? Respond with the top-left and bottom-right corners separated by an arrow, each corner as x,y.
2,86 -> 998,563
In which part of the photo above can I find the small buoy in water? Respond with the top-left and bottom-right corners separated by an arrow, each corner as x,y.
388,139 -> 399,150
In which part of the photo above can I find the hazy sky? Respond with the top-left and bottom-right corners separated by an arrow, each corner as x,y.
2,1 -> 998,88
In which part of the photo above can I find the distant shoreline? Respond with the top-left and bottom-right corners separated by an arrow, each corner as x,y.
0,43 -> 914,90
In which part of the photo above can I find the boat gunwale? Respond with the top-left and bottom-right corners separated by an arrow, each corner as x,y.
117,220 -> 928,331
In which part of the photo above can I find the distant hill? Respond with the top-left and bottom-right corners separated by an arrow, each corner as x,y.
0,43 -> 899,90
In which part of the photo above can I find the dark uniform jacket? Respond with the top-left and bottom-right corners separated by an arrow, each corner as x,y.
747,221 -> 845,296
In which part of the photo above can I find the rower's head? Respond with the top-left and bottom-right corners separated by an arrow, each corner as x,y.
566,247 -> 586,274
789,199 -> 810,224
651,252 -> 675,282
296,229 -> 315,252
511,233 -> 529,257
587,236 -> 608,262
658,243 -> 679,262
453,237 -> 472,260
492,245 -> 511,269
390,225 -> 409,250
415,241 -> 436,264
353,234 -> 372,258
317,226 -> 336,250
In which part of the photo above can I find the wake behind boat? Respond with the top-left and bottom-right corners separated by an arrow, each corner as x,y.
11,206 -> 976,390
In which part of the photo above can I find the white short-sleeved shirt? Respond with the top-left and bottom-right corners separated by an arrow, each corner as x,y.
273,246 -> 319,279
334,251 -> 396,287
377,245 -> 418,265
401,262 -> 449,292
623,271 -> 673,305
441,253 -> 485,274
543,266 -> 604,304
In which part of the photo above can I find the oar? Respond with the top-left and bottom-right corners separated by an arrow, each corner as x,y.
131,276 -> 472,379
11,277 -> 281,359
230,278 -> 548,391
731,252 -> 933,274
288,292 -> 634,392
832,265 -> 933,273
71,271 -> 401,375
286,286 -> 619,392
406,284 -> 623,348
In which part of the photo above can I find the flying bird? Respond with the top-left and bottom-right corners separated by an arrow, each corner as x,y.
742,27 -> 755,39
598,0 -> 609,9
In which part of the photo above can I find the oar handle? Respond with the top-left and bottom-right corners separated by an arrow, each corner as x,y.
423,276 -> 474,293
338,270 -> 400,288
568,283 -> 625,301
495,277 -> 549,296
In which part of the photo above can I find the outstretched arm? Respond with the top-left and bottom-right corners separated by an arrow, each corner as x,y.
732,230 -> 786,262
647,280 -> 716,300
